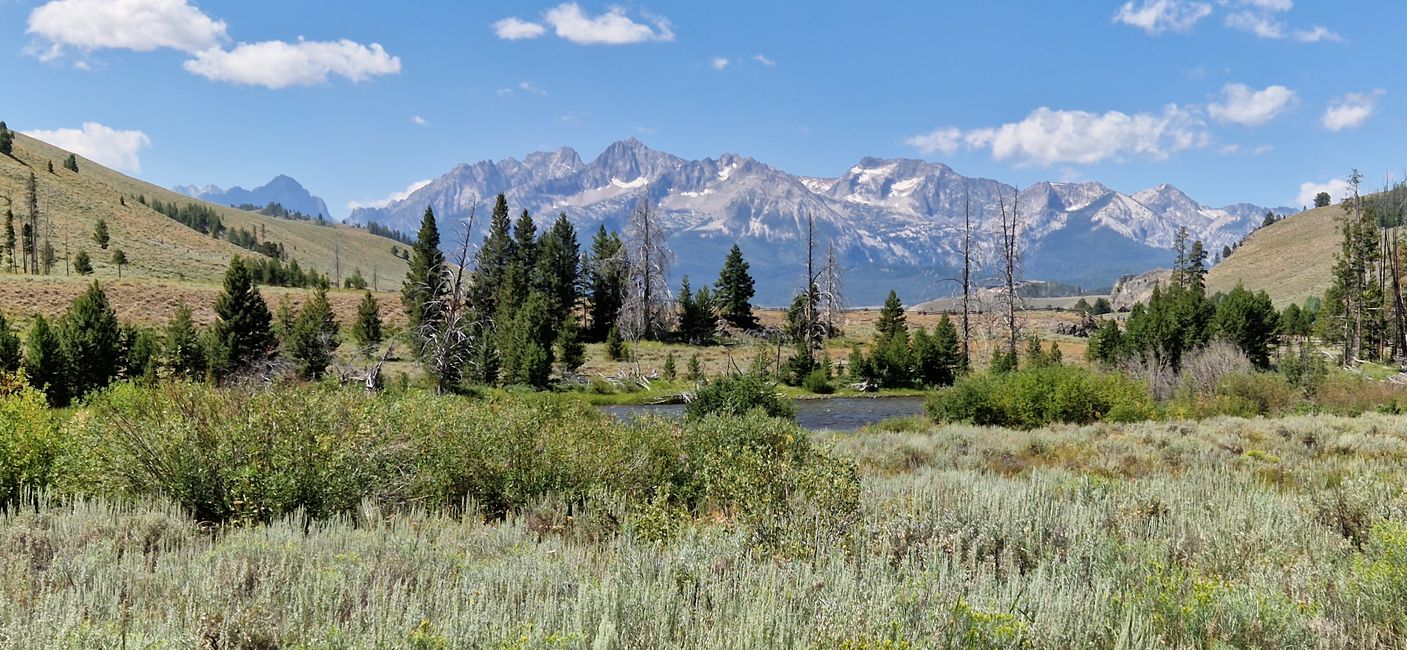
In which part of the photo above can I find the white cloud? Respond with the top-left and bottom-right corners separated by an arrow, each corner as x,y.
518,81 -> 547,95
1113,0 -> 1212,34
1293,25 -> 1340,42
559,112 -> 588,127
27,0 -> 227,60
753,54 -> 775,66
908,105 -> 1209,166
1295,178 -> 1350,208
1322,90 -> 1385,131
347,179 -> 431,212
710,57 -> 730,70
183,39 -> 401,89
24,122 -> 151,173
411,115 -> 428,126
1224,10 -> 1284,38
904,127 -> 964,156
492,17 -> 546,40
543,3 -> 674,45
1207,83 -> 1296,126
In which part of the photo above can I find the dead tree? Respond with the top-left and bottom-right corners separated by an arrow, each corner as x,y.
996,185 -> 1023,358
25,172 -> 39,275
819,241 -> 845,337
961,192 -> 975,369
621,198 -> 673,341
418,204 -> 481,393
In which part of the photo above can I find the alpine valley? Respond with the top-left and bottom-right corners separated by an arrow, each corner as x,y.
343,138 -> 1294,305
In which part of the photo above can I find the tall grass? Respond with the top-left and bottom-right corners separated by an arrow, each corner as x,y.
6,381 -> 1407,646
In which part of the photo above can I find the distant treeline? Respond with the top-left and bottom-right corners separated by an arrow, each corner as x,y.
365,221 -> 414,246
135,195 -> 321,288
233,202 -> 330,225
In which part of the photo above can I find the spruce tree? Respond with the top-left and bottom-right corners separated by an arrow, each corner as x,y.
585,225 -> 626,341
289,286 -> 339,380
63,154 -> 78,172
1212,284 -> 1278,369
714,244 -> 758,329
209,257 -> 276,377
662,351 -> 677,380
274,296 -> 298,345
351,291 -> 384,354
401,206 -> 445,346
467,195 -> 514,323
605,324 -> 627,361
165,303 -> 206,379
61,281 -> 122,400
93,219 -> 110,249
555,317 -> 586,376
498,292 -> 554,388
0,121 -> 12,156
913,314 -> 959,387
123,328 -> 161,383
534,213 -> 581,327
875,290 -> 907,340
24,315 -> 67,405
686,353 -> 703,381
73,250 -> 92,275
0,312 -> 20,372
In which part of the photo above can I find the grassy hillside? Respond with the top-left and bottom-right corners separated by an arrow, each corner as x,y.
1207,203 -> 1341,307
0,132 -> 408,285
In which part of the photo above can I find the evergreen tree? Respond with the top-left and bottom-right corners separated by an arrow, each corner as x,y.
41,240 -> 55,274
1086,319 -> 1123,366
111,249 -> 127,278
209,257 -> 276,377
495,209 -> 538,320
714,244 -> 758,330
0,312 -> 20,372
989,347 -> 1017,374
73,250 -> 92,275
1023,335 -> 1054,368
1092,297 -> 1113,315
351,291 -> 384,354
605,324 -> 628,361
1314,192 -> 1331,208
3,208 -> 13,272
1073,298 -> 1091,314
23,315 -> 67,405
123,327 -> 161,383
401,206 -> 446,345
686,353 -> 703,381
165,303 -> 206,379
913,314 -> 959,387
585,225 -> 627,341
555,317 -> 586,376
875,290 -> 907,340
1212,284 -> 1278,369
676,276 -> 716,343
60,282 -> 122,401
63,154 -> 78,172
343,268 -> 367,290
869,328 -> 912,388
289,286 -> 339,380
274,296 -> 297,345
534,213 -> 581,327
93,219 -> 110,250
467,195 -> 514,325
662,351 -> 677,381
0,121 -> 12,156
498,292 -> 554,388
47,161 -> 53,174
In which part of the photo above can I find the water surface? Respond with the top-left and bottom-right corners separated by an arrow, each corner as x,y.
600,396 -> 926,432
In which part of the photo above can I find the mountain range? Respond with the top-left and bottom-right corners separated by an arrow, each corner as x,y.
175,175 -> 332,221
346,139 -> 1294,305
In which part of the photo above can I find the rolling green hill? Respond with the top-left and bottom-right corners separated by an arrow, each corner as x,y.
0,132 -> 408,287
1206,202 -> 1342,307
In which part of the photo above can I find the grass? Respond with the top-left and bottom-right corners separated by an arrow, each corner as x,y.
6,380 -> 1407,646
1207,202 -> 1342,307
0,132 -> 408,286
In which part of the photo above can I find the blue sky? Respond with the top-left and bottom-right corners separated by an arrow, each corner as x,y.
1,0 -> 1401,216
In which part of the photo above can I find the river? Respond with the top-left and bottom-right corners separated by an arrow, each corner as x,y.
600,395 -> 927,432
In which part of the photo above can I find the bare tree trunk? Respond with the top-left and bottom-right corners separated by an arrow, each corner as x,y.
961,193 -> 973,368
998,186 -> 1021,357
820,242 -> 844,337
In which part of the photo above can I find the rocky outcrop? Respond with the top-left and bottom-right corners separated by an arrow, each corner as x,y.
1109,269 -> 1172,311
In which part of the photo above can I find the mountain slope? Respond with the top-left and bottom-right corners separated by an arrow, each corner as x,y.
350,139 -> 1293,305
1206,203 -> 1341,307
1,133 -> 407,287
175,175 -> 333,219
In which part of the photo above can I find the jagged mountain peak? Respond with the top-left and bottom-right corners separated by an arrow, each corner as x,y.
175,174 -> 332,219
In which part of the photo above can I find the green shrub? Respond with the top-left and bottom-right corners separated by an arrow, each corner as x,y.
802,368 -> 833,394
686,374 -> 796,421
0,373 -> 70,506
926,365 -> 1155,428
1168,372 -> 1296,419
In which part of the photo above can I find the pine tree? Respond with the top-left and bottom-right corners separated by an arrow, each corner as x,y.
676,276 -> 715,343
1212,284 -> 1278,369
1314,192 -> 1331,208
496,209 -> 538,317
209,257 -> 276,377
714,244 -> 758,330
0,312 -> 20,372
165,303 -> 206,379
662,351 -> 677,380
24,315 -> 67,405
123,328 -> 161,384
401,206 -> 445,348
351,291 -> 384,354
555,317 -> 586,376
686,353 -> 703,381
60,282 -> 122,401
289,286 -> 339,380
913,314 -> 960,387
73,250 -> 92,275
875,290 -> 907,340
586,225 -> 626,341
498,292 -> 554,388
605,324 -> 628,361
273,296 -> 298,345
93,219 -> 110,249
534,213 -> 581,327
111,249 -> 127,278
467,195 -> 514,324
0,121 -> 12,157
1261,211 -> 1277,228
63,154 -> 78,173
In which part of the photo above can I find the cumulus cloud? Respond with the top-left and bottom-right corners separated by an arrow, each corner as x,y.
1322,90 -> 1385,131
711,57 -> 730,70
1293,25 -> 1340,42
492,17 -> 546,40
1295,178 -> 1350,208
1113,0 -> 1212,34
1223,10 -> 1284,38
753,54 -> 776,66
24,122 -> 151,173
496,3 -> 673,45
347,179 -> 431,212
27,0 -> 227,60
1207,83 -> 1296,126
907,105 -> 1209,166
411,115 -> 428,126
183,39 -> 401,89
